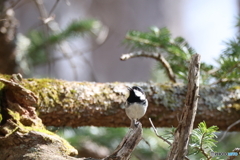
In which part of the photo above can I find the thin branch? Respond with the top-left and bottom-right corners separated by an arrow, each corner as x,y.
57,43 -> 79,80
218,119 -> 240,142
8,0 -> 22,9
125,35 -> 160,47
149,118 -> 171,146
33,0 -> 79,80
33,0 -> 53,77
211,78 -> 240,86
211,61 -> 240,85
13,0 -> 31,11
133,155 -> 142,160
199,132 -> 212,159
149,118 -> 191,160
142,137 -> 152,151
0,0 -> 21,19
121,51 -> 177,83
193,147 -> 211,160
48,0 -> 59,17
48,28 -> 110,81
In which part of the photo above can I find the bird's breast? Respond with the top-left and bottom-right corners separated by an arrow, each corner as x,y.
125,102 -> 147,120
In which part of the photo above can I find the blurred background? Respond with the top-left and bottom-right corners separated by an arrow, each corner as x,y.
11,0 -> 238,82
1,0 -> 239,159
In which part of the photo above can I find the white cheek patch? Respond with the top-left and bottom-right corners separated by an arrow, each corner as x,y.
134,89 -> 145,100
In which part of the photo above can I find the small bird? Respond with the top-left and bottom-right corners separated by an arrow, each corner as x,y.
125,86 -> 148,128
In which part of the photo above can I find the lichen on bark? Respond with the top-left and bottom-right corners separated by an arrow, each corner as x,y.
1,74 -> 240,131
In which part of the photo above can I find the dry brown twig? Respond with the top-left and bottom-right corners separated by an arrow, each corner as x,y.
218,119 -> 240,142
121,51 -> 177,83
33,0 -> 79,80
149,118 -> 172,146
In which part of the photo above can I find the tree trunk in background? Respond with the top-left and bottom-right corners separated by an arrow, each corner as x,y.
0,0 -> 17,74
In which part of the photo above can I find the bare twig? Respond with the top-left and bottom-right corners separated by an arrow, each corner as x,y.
149,118 -> 171,146
167,54 -> 201,160
12,0 -> 32,11
48,28 -> 110,81
149,118 -> 190,160
33,0 -> 54,77
142,137 -> 152,151
48,0 -> 59,17
8,0 -> 21,9
211,78 -> 240,86
133,154 -> 144,160
33,0 -> 79,80
218,119 -> 240,142
0,0 -> 21,19
121,51 -> 177,83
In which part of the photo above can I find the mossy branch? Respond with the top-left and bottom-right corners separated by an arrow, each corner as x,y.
0,74 -> 239,131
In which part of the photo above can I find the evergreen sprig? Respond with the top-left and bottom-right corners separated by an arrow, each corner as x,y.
189,121 -> 218,159
213,38 -> 240,85
124,27 -> 213,83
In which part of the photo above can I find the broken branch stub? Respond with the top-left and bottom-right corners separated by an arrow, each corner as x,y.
105,123 -> 143,160
167,54 -> 201,160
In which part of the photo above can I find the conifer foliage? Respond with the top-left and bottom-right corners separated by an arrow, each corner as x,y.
124,27 -> 239,86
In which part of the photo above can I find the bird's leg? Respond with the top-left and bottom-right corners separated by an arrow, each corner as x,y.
130,119 -> 139,128
130,119 -> 135,128
134,119 -> 139,127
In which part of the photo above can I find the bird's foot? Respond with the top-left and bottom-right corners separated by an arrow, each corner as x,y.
129,120 -> 139,129
134,121 -> 140,127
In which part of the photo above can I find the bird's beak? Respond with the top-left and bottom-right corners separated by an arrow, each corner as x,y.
126,86 -> 132,91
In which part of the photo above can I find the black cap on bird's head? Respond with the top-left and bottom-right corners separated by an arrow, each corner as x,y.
127,86 -> 144,93
126,86 -> 146,103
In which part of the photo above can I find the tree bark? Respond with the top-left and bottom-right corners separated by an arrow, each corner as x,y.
168,54 -> 200,160
0,74 -> 239,131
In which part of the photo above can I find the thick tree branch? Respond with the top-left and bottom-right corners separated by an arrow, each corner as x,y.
0,75 -> 240,131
